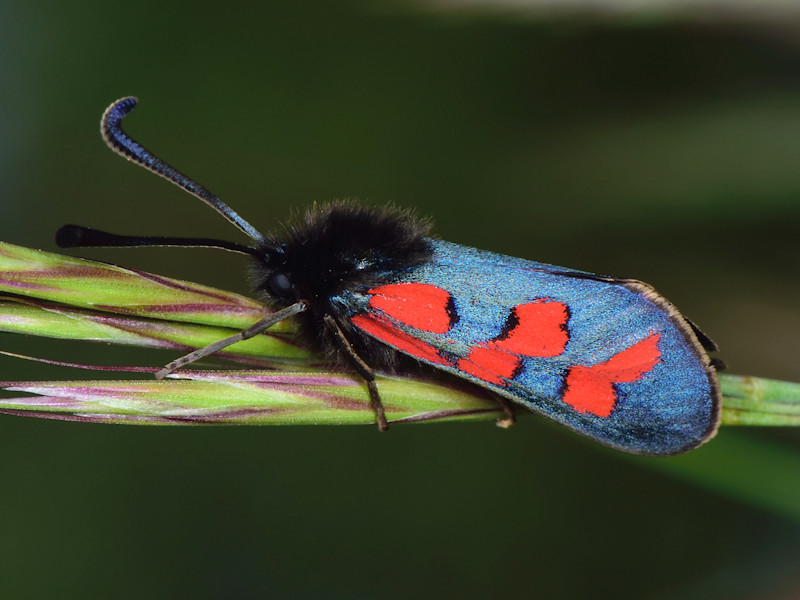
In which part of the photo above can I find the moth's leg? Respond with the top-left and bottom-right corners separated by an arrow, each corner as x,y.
494,394 -> 516,429
156,302 -> 307,379
323,315 -> 389,432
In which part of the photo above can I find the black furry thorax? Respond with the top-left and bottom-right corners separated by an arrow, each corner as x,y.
250,201 -> 433,315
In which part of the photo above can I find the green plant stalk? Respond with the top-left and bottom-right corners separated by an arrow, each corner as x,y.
719,375 -> 800,425
0,298 -> 309,363
0,243 -> 294,331
0,370 -> 501,425
0,242 -> 797,429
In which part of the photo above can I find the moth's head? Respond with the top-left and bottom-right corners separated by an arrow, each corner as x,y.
250,245 -> 301,306
250,235 -> 377,308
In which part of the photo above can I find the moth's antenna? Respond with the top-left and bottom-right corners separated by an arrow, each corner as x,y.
101,97 -> 267,245
56,224 -> 262,257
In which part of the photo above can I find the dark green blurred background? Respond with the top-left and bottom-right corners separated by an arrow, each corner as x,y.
2,2 -> 799,598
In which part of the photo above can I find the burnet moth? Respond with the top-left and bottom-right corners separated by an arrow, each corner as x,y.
56,97 -> 722,455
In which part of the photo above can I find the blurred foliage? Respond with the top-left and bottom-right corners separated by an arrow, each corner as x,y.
1,1 -> 799,598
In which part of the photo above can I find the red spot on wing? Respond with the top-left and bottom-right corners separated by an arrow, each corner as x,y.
562,333 -> 662,417
457,347 -> 521,386
458,300 -> 568,385
351,313 -> 448,365
367,283 -> 454,334
493,300 -> 569,358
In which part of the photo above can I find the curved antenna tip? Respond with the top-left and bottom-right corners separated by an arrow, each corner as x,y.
106,96 -> 138,111
96,96 -> 267,245
101,97 -> 139,136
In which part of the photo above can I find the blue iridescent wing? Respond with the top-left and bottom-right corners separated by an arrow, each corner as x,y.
344,240 -> 720,455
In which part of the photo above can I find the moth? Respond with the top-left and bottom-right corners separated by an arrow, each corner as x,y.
57,97 -> 722,455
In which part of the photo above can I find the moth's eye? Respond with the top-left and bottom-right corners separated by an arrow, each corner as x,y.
267,272 -> 293,298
